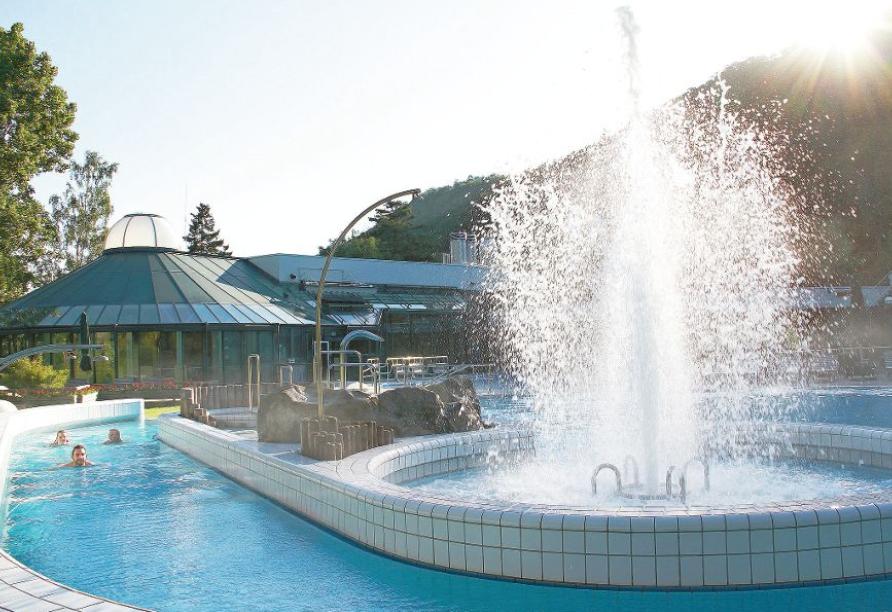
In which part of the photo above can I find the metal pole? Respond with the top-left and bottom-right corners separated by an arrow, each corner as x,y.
315,188 -> 420,418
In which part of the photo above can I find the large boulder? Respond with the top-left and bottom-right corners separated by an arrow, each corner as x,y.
374,386 -> 445,436
425,376 -> 484,432
375,376 -> 484,436
258,385 -> 312,442
258,386 -> 376,442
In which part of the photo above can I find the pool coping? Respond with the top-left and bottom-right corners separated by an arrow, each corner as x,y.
159,415 -> 892,590
0,399 -> 151,611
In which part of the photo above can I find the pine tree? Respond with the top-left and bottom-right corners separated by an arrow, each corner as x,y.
184,203 -> 231,256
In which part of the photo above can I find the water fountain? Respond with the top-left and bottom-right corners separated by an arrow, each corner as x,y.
476,6 -> 806,505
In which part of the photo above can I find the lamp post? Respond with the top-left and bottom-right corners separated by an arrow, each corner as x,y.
315,188 -> 421,418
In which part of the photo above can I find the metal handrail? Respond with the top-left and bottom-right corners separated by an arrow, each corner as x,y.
246,354 -> 261,413
591,463 -> 623,495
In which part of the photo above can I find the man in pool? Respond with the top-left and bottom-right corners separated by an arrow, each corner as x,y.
50,430 -> 69,446
61,444 -> 93,467
103,428 -> 123,444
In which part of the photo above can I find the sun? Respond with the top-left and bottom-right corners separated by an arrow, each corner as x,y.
792,1 -> 890,56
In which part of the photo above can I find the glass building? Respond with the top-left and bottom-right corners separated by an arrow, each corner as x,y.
0,214 -> 483,385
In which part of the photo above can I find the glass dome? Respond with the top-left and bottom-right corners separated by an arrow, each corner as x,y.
104,213 -> 181,252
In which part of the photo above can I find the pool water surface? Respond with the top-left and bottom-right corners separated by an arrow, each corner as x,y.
1,406 -> 891,610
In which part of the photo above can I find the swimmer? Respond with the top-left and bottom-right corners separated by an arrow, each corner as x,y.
50,430 -> 69,446
103,428 -> 123,444
61,444 -> 93,467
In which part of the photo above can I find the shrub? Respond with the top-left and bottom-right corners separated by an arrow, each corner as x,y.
0,358 -> 68,389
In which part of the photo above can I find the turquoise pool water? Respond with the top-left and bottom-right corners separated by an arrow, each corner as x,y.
1,399 -> 890,611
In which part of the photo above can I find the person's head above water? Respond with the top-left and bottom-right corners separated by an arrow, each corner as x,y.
65,444 -> 92,467
52,430 -> 69,446
104,428 -> 122,444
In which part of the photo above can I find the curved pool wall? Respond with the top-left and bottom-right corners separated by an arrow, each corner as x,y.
0,399 -> 147,611
159,415 -> 892,590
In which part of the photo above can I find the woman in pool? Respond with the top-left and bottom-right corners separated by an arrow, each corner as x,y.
61,444 -> 93,467
50,430 -> 69,446
103,428 -> 123,444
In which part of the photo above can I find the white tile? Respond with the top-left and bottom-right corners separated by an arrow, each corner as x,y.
521,528 -> 541,551
433,539 -> 449,566
656,556 -> 680,586
841,546 -> 864,577
819,524 -> 840,547
483,546 -> 502,575
819,547 -> 842,579
751,552 -> 775,584
585,531 -> 608,555
840,522 -> 862,546
501,526 -> 521,549
773,528 -> 796,552
703,555 -> 728,585
608,532 -> 631,555
632,556 -> 656,586
863,543 -> 884,575
563,530 -> 585,554
750,530 -> 773,553
418,537 -> 434,564
482,525 -> 501,547
448,542 -> 466,570
502,549 -> 522,578
774,551 -> 798,582
522,551 -> 543,579
727,554 -> 752,585
703,531 -> 726,555
564,553 -> 586,583
679,532 -> 702,555
679,555 -> 703,586
586,554 -> 609,584
797,550 -> 821,581
542,552 -> 563,581
862,520 -> 882,544
464,522 -> 483,545
608,555 -> 632,585
463,545 -> 482,573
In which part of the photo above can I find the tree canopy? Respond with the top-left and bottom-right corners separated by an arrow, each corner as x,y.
0,23 -> 77,303
44,150 -> 119,281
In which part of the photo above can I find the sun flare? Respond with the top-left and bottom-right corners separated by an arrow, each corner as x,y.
793,1 -> 890,56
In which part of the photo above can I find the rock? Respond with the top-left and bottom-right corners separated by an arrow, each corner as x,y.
258,385 -> 312,443
424,376 -> 483,432
374,386 -> 445,436
375,376 -> 485,436
259,378 -> 485,442
258,385 -> 376,443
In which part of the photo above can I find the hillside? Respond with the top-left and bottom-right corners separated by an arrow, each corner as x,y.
323,26 -> 892,284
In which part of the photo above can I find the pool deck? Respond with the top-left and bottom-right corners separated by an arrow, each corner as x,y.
0,400 -> 150,612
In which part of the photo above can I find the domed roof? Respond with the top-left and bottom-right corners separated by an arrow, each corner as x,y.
104,213 -> 180,252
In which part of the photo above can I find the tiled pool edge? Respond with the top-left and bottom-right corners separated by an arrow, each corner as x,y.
159,416 -> 892,590
0,400 -> 150,611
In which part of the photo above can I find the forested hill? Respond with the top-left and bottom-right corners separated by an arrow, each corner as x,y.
713,23 -> 892,286
318,175 -> 501,262
323,25 -> 892,284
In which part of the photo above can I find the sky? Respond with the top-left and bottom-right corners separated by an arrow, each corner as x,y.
1,0 -> 890,256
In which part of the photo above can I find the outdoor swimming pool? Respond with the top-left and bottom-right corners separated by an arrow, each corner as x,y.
1,391 -> 891,611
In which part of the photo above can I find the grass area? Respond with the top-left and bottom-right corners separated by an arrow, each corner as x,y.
144,405 -> 180,420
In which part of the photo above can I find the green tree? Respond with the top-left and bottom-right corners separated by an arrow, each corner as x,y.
184,203 -> 232,255
45,151 -> 118,279
0,357 -> 68,389
0,23 -> 77,302
0,23 -> 77,193
0,191 -> 56,301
